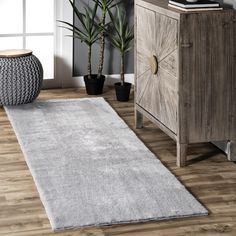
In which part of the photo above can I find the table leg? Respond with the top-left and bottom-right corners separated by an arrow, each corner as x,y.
177,143 -> 187,167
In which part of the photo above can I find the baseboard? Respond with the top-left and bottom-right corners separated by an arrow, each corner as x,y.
61,74 -> 135,88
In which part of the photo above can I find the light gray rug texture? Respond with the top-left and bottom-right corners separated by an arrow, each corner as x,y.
5,98 -> 208,231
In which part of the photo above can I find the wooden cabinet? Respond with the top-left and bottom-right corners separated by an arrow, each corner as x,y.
134,0 -> 236,167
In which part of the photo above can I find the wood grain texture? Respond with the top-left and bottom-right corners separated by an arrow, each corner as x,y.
180,11 -> 236,143
136,0 -> 181,19
135,109 -> 143,128
177,143 -> 187,167
136,104 -> 177,141
228,141 -> 236,161
177,14 -> 189,146
136,6 -> 156,79
135,0 -> 236,165
1,88 -> 236,235
231,14 -> 236,141
136,5 -> 178,133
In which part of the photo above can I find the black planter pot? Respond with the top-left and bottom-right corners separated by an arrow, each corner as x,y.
84,74 -> 105,95
114,82 -> 132,102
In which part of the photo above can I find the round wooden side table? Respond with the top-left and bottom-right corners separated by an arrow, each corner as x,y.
0,49 -> 43,106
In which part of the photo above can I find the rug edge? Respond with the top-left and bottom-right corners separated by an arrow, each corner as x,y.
3,106 -> 57,229
53,211 -> 209,232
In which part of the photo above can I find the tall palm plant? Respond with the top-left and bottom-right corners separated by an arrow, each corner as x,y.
58,0 -> 102,79
91,0 -> 119,78
108,6 -> 134,85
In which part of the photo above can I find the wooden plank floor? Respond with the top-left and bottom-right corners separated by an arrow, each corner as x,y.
1,87 -> 236,236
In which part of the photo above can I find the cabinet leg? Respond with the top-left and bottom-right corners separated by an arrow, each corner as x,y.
135,109 -> 143,129
177,143 -> 187,167
227,140 -> 236,161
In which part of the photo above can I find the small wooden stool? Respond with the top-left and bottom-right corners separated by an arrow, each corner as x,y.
0,49 -> 43,106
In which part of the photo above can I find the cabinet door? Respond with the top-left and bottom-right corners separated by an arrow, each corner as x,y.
136,6 -> 178,133
180,13 -> 235,142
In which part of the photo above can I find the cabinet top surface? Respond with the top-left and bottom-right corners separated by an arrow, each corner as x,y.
137,0 -> 169,9
136,0 -> 234,14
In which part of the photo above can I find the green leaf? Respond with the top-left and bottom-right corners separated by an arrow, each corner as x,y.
58,0 -> 102,49
57,20 -> 87,38
68,0 -> 87,30
104,5 -> 134,78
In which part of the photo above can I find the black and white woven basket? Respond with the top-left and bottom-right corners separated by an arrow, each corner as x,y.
0,54 -> 43,106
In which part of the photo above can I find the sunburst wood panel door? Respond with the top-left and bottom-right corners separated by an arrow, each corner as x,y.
136,6 -> 178,134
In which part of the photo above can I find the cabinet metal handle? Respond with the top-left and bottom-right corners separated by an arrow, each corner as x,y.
149,55 -> 158,74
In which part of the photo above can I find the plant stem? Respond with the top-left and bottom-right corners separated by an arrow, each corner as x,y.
98,11 -> 106,78
88,45 -> 92,79
121,53 -> 125,86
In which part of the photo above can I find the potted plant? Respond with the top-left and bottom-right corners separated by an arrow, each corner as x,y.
107,6 -> 134,101
91,0 -> 119,79
58,0 -> 104,95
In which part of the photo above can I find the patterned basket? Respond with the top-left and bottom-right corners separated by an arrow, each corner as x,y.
0,54 -> 43,106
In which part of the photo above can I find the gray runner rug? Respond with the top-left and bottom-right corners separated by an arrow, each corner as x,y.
5,98 -> 208,231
